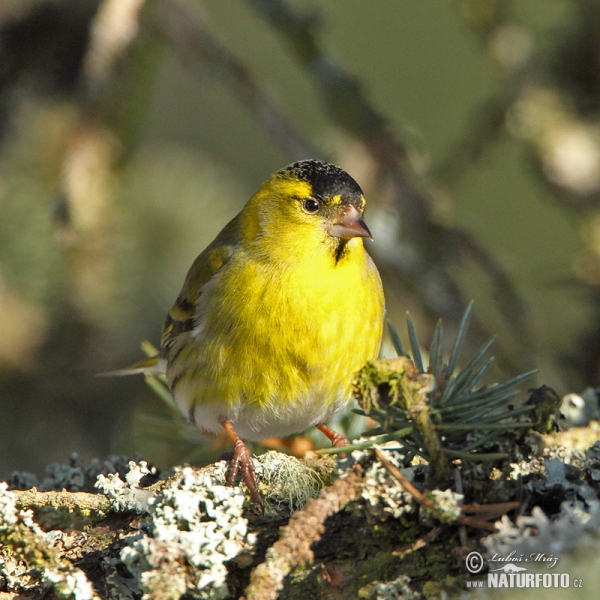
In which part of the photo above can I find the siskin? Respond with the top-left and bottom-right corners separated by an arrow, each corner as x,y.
132,160 -> 384,509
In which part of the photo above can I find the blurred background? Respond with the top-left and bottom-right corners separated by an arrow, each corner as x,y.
1,0 -> 599,480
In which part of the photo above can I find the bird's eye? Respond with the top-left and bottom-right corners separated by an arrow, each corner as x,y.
302,198 -> 320,213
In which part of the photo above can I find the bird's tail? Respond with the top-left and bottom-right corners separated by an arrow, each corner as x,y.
98,341 -> 167,377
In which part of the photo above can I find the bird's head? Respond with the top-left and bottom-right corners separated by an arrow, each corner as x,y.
244,160 -> 372,258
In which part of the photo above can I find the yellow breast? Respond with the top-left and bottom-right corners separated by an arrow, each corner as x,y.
169,234 -> 384,440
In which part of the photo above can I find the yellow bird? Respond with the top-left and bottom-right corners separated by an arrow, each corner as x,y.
157,160 -> 384,508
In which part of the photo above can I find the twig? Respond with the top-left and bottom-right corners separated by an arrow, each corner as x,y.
393,526 -> 442,558
11,489 -> 112,521
461,501 -> 520,518
374,447 -> 515,532
245,467 -> 364,600
373,447 -> 432,508
154,0 -> 318,159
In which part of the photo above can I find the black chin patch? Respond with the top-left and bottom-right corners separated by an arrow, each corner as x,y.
334,238 -> 349,264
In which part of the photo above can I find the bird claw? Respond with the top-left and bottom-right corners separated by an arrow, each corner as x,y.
227,438 -> 264,513
330,432 -> 351,448
316,423 -> 350,448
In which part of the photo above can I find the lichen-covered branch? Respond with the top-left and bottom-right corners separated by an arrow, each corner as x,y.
245,466 -> 364,600
2,423 -> 600,599
10,489 -> 112,529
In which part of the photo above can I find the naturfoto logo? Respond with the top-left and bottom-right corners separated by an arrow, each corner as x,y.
464,551 -> 583,589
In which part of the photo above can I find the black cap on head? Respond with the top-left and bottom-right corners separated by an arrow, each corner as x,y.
278,159 -> 364,201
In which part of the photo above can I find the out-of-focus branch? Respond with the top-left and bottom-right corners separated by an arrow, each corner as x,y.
432,88 -> 518,187
432,1 -> 531,187
153,0 -> 318,160
83,0 -> 148,89
0,0 -> 45,23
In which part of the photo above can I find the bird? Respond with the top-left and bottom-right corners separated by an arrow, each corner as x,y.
130,159 -> 384,509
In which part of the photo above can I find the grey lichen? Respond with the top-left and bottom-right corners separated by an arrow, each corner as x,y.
509,456 -> 546,480
96,460 -> 157,512
118,463 -> 257,600
0,482 -> 99,600
586,440 -> 600,480
423,488 -> 464,524
484,501 -> 600,559
359,573 -> 421,600
508,440 -> 599,505
559,388 -> 600,428
10,453 -> 148,492
359,447 -> 416,519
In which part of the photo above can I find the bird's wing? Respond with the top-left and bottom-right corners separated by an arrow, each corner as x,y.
161,215 -> 239,354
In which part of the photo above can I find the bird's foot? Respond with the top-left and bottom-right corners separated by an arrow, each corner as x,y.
316,423 -> 350,448
221,420 -> 264,513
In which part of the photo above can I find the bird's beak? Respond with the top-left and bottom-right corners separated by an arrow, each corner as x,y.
327,204 -> 372,240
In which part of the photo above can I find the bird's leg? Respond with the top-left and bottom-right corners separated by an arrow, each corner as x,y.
316,423 -> 350,448
221,419 -> 264,512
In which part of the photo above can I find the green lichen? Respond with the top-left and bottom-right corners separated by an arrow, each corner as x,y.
255,451 -> 333,512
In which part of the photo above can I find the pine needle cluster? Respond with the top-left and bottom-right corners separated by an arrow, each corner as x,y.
350,303 -> 536,477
